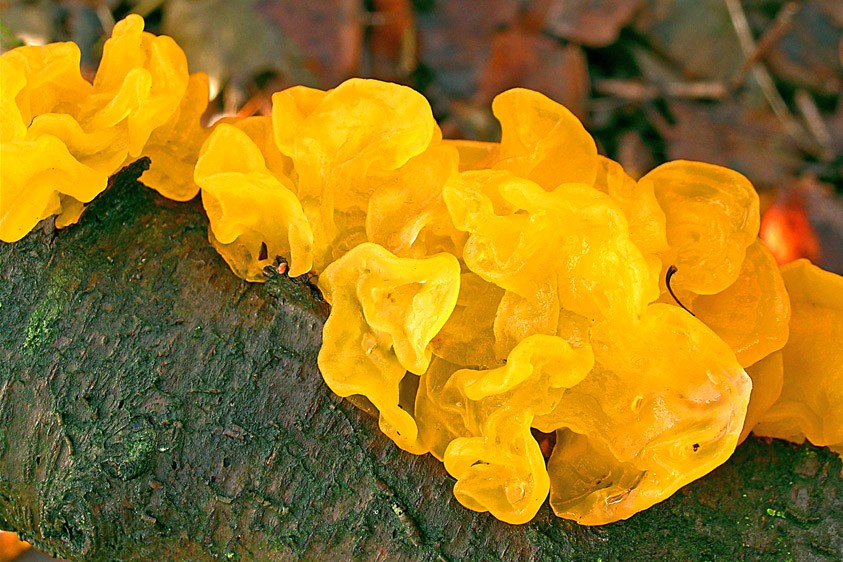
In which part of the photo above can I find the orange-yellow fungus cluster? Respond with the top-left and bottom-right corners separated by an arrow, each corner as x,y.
188,81 -> 783,525
194,79 -> 448,279
2,15 -> 842,527
0,531 -> 29,560
752,260 -> 843,458
0,15 -> 208,242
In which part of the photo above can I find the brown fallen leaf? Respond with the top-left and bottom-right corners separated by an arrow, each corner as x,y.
258,0 -> 363,88
662,100 -> 801,187
162,0 -> 314,99
368,0 -> 416,81
760,185 -> 822,266
617,129 -> 655,180
765,0 -> 843,95
416,0 -> 519,99
543,0 -> 642,47
634,0 -> 744,80
475,26 -> 590,120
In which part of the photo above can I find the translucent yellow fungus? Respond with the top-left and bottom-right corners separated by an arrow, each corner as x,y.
141,72 -> 211,201
492,88 -> 599,189
539,305 -> 751,525
641,160 -> 760,295
317,243 -> 461,454
753,260 -> 843,463
195,121 -> 313,280
692,241 -> 790,368
271,79 -> 439,270
0,14 -> 209,241
439,334 -> 594,524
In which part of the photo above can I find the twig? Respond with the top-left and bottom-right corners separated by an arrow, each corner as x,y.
666,81 -> 727,99
723,0 -> 812,149
794,89 -> 834,159
729,2 -> 800,88
594,79 -> 657,100
594,79 -> 726,101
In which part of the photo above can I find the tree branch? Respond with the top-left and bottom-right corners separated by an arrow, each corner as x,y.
1,162 -> 841,561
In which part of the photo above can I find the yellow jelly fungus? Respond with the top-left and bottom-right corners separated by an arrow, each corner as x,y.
0,59 -> 27,143
141,72 -> 211,201
641,160 -> 760,295
2,42 -> 118,175
365,143 -> 464,259
445,410 -> 550,525
5,37 -> 841,527
692,240 -> 790,368
414,357 -> 473,459
753,260 -> 843,464
0,42 -> 92,123
1,14 -> 207,241
593,156 -> 669,256
437,334 -> 594,524
430,272 -> 504,370
270,85 -> 329,156
25,113 -> 128,178
0,135 -> 107,242
0,531 -> 30,560
491,88 -> 599,189
442,139 -> 500,172
86,14 -> 189,157
453,333 -> 594,403
317,242 -> 461,454
740,350 -> 784,443
0,46 -> 107,241
271,79 -> 438,270
444,169 -> 658,331
194,121 -> 313,280
537,304 -> 751,525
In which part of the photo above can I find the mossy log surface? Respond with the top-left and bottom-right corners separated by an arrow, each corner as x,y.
1,161 -> 842,561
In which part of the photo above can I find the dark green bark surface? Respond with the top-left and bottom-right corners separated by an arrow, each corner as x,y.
1,161 -> 842,561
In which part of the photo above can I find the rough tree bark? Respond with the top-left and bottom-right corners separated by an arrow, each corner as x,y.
1,161 -> 842,561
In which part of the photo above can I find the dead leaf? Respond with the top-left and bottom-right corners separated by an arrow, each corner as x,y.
761,176 -> 843,274
760,186 -> 821,266
617,129 -> 654,180
162,0 -> 315,98
828,94 -> 843,154
818,0 -> 843,26
634,0 -> 744,80
801,176 -> 843,274
476,26 -> 590,120
257,0 -> 363,88
416,0 -> 519,99
368,0 -> 416,81
663,101 -> 801,187
765,0 -> 843,95
543,0 -> 642,47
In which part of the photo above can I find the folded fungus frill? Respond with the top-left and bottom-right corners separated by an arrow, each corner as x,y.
752,260 -> 843,457
317,242 -> 461,455
0,15 -> 209,241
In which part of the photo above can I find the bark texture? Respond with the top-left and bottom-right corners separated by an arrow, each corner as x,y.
1,160 -> 842,561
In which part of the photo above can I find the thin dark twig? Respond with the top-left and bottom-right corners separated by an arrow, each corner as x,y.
724,0 -> 816,153
666,265 -> 695,316
729,2 -> 800,88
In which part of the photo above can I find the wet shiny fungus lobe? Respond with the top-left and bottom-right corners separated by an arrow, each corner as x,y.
0,14 -> 209,241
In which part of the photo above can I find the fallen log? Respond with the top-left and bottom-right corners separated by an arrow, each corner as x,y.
1,160 -> 841,561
